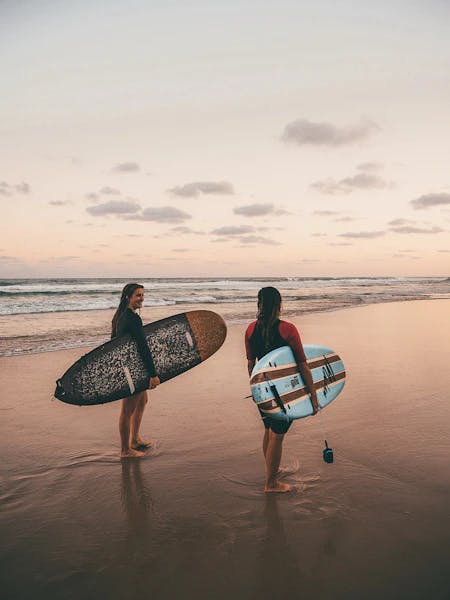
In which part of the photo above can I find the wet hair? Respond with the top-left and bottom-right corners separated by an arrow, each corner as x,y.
256,286 -> 282,351
111,282 -> 143,337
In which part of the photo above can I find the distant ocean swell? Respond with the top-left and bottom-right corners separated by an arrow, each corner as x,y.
0,277 -> 449,355
0,277 -> 449,317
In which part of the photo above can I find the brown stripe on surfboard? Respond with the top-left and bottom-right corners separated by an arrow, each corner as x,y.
250,354 -> 341,385
257,371 -> 346,411
307,354 -> 341,370
186,310 -> 227,361
251,365 -> 298,385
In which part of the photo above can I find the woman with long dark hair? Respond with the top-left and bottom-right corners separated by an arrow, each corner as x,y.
245,287 -> 319,492
112,283 -> 160,458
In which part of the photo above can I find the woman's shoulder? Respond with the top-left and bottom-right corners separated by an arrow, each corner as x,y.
245,320 -> 257,337
278,319 -> 298,335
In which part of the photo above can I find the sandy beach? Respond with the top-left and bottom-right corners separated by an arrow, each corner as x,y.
1,299 -> 449,600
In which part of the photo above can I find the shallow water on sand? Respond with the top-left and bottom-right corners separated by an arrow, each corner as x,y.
1,301 -> 450,599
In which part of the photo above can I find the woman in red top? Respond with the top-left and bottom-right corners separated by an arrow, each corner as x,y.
245,287 -> 319,492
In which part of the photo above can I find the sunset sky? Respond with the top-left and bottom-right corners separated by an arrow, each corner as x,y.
1,0 -> 449,277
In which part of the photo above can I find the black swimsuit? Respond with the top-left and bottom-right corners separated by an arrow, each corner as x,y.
113,308 -> 157,377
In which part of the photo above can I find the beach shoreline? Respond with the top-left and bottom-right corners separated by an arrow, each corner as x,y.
1,294 -> 449,357
1,299 -> 449,600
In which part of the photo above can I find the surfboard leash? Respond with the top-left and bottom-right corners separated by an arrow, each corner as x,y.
317,406 -> 334,463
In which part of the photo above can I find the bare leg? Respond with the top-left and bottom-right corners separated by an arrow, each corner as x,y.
263,428 -> 270,458
120,396 -> 145,458
265,430 -> 292,493
130,391 -> 153,449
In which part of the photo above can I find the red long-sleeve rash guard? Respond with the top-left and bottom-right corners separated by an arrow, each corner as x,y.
245,320 -> 307,364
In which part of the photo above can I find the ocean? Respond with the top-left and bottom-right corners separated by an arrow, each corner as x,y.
0,276 -> 449,356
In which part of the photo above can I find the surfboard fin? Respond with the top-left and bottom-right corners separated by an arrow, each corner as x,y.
263,373 -> 286,414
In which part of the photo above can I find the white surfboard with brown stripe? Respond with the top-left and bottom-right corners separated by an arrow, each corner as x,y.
250,345 -> 346,421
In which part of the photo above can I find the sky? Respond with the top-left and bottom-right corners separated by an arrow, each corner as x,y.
1,0 -> 449,278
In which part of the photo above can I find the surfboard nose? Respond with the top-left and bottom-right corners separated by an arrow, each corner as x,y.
186,310 -> 227,361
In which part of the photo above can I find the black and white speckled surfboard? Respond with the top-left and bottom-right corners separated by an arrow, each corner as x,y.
54,310 -> 227,406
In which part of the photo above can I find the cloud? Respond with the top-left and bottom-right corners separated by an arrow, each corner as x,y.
311,233 -> 327,237
112,162 -> 140,173
16,182 -> 30,193
311,172 -> 391,195
281,117 -> 379,147
49,201 -> 70,206
169,226 -> 205,235
172,248 -> 189,253
0,181 -> 31,195
234,203 -> 274,217
357,162 -> 383,172
85,193 -> 99,201
390,225 -> 445,234
87,200 -> 141,216
124,206 -> 191,223
330,242 -> 354,246
211,225 -> 254,236
388,218 -> 413,226
313,210 -> 338,216
0,255 -> 20,261
339,231 -> 385,239
100,186 -> 121,195
238,235 -> 281,246
168,181 -> 234,197
334,217 -> 354,222
410,193 -> 450,209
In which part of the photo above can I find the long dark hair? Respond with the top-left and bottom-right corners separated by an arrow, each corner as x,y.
256,286 -> 282,351
111,282 -> 143,337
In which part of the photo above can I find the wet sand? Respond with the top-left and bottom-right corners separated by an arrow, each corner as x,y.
1,300 -> 449,599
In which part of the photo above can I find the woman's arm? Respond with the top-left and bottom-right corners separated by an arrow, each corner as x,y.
298,361 -> 319,414
247,359 -> 256,376
128,313 -> 158,379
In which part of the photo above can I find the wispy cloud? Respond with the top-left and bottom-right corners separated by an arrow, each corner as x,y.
0,181 -> 31,195
311,172 -> 391,195
410,193 -> 450,209
15,182 -> 30,193
100,186 -> 121,195
281,117 -> 379,147
339,231 -> 385,239
112,162 -> 140,173
124,206 -> 191,223
313,210 -> 338,216
168,181 -> 234,197
49,201 -> 71,206
87,200 -> 141,216
238,235 -> 281,245
169,226 -> 205,235
233,203 -> 289,217
356,162 -> 383,172
211,225 -> 254,236
388,218 -> 414,226
390,225 -> 445,234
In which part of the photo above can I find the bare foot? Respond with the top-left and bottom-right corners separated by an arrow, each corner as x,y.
131,438 -> 154,450
264,481 -> 293,493
121,448 -> 145,459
